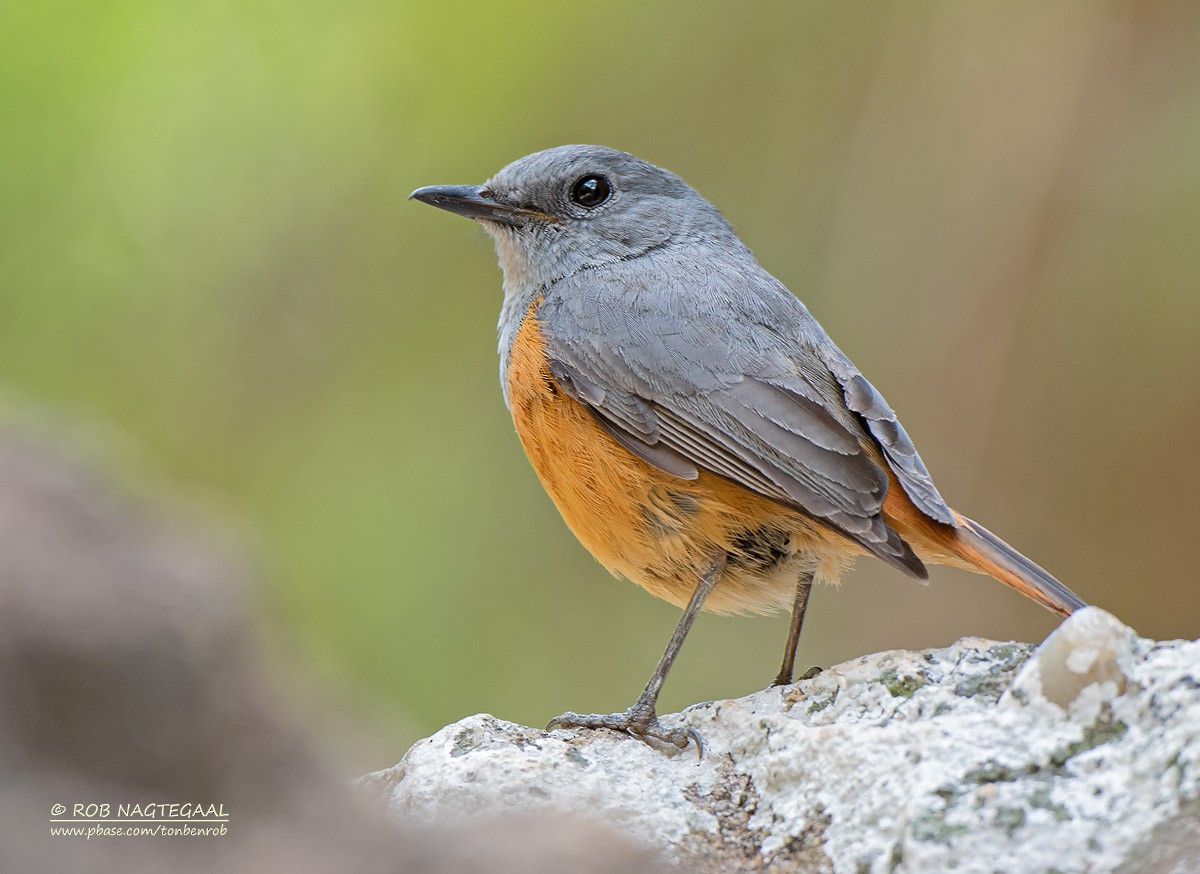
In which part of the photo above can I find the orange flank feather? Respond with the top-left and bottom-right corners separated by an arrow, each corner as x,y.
505,303 -> 852,615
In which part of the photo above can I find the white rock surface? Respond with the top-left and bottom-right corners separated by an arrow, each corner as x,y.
367,608 -> 1200,873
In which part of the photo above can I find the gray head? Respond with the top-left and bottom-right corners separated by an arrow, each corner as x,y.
410,145 -> 745,292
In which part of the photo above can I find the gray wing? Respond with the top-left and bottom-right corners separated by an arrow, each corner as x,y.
536,263 -> 953,577
830,364 -> 956,526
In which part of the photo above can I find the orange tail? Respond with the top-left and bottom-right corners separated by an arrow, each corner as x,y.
944,512 -> 1085,618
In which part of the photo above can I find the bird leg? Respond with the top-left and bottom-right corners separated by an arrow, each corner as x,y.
547,559 -> 723,755
773,569 -> 816,687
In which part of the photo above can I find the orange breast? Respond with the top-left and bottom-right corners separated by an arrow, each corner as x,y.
504,303 -> 847,614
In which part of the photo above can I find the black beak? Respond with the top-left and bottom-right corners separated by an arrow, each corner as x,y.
408,184 -> 544,226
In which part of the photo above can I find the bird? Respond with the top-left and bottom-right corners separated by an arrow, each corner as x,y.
410,145 -> 1085,752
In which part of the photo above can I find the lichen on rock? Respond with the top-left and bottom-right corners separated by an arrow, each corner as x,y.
368,608 -> 1200,873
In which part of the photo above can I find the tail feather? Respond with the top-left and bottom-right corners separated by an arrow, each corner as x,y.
947,513 -> 1085,617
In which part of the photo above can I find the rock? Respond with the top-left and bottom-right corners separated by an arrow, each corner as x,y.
1002,606 -> 1135,711
369,608 -> 1200,873
0,422 -> 664,874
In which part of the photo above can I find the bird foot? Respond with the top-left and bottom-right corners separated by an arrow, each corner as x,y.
547,704 -> 703,757
773,664 -> 824,687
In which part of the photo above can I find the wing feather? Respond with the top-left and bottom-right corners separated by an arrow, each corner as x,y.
532,264 -> 947,576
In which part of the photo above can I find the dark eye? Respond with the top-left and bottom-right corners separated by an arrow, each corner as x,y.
569,174 -> 611,208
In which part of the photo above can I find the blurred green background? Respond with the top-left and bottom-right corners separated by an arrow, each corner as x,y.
3,1 -> 1198,768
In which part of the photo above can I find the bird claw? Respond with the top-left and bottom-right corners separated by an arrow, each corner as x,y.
547,707 -> 704,758
774,664 -> 824,687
